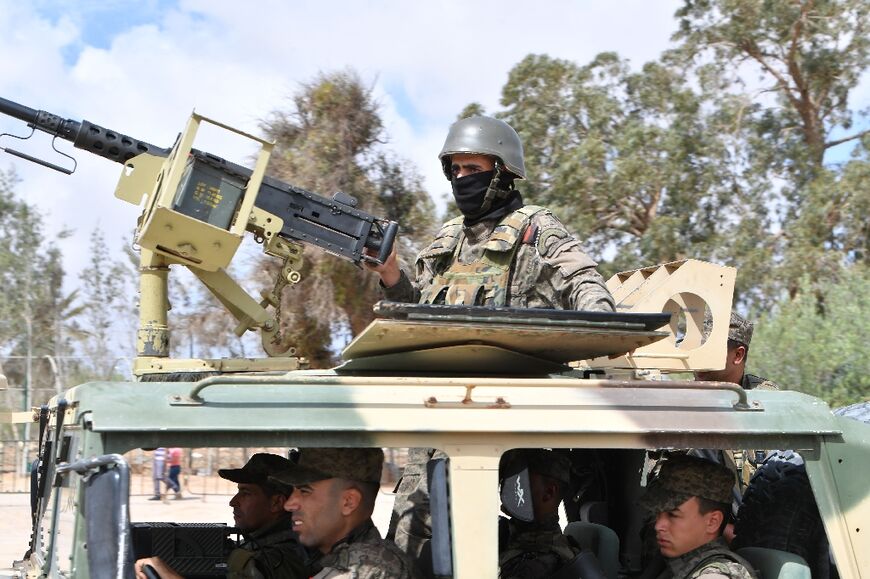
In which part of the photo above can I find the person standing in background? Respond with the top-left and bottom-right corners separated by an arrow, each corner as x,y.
167,447 -> 184,500
149,447 -> 168,501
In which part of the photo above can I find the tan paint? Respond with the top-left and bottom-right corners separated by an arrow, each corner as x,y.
132,112 -> 273,272
586,259 -> 736,371
136,248 -> 170,358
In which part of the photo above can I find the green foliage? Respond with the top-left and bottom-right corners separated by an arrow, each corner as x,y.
0,168 -> 76,415
672,0 -> 870,299
750,267 -> 870,405
259,70 -> 436,366
72,228 -> 135,381
470,1 -> 869,309
495,53 -> 763,283
674,0 -> 869,174
457,102 -> 486,120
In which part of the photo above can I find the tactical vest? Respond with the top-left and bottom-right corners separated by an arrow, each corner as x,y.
227,548 -> 257,579
226,527 -> 307,579
418,206 -> 545,306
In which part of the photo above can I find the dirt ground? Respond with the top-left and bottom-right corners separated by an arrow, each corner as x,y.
0,477 -> 397,572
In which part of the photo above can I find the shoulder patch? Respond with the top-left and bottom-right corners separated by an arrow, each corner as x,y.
536,228 -> 569,255
522,223 -> 539,245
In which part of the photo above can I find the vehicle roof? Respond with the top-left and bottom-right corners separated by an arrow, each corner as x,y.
64,374 -> 841,454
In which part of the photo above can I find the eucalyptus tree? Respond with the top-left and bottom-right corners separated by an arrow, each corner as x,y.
673,0 -> 870,297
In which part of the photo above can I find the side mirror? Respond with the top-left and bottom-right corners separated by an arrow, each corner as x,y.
58,455 -> 134,579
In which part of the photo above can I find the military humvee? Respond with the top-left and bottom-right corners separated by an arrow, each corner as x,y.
5,283 -> 869,578
0,101 -> 866,578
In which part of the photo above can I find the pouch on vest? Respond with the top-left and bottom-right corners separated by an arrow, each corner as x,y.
226,548 -> 256,578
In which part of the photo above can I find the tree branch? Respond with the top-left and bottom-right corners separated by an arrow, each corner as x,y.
739,40 -> 802,112
825,128 -> 870,149
784,0 -> 811,100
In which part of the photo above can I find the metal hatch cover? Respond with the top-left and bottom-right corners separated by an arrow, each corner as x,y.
336,343 -> 571,375
340,302 -> 670,373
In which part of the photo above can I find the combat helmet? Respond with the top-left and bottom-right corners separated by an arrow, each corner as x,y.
439,116 -> 526,180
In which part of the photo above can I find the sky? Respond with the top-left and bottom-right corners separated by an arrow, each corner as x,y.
1,0 -> 867,294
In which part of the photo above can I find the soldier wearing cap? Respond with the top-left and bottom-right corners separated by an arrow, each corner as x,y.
498,449 -> 581,579
135,453 -> 308,579
639,456 -> 756,579
695,312 -> 778,392
270,447 -> 417,579
693,312 -> 779,496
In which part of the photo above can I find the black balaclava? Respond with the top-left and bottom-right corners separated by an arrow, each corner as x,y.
452,165 -> 523,226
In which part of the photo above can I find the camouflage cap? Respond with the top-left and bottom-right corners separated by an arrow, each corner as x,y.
269,447 -> 384,487
218,453 -> 292,487
499,449 -> 571,485
703,312 -> 754,346
638,456 -> 733,515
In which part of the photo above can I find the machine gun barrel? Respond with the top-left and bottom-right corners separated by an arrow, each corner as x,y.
0,96 -> 397,265
0,95 -> 170,163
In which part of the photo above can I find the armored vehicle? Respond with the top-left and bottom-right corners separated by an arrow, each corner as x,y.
0,99 -> 867,578
6,282 -> 869,578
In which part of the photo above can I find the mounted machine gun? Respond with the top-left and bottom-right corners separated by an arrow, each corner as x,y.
0,96 -> 398,375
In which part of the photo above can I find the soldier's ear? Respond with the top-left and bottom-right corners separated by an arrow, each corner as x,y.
732,344 -> 748,365
340,486 -> 363,516
704,508 -> 724,535
270,493 -> 287,513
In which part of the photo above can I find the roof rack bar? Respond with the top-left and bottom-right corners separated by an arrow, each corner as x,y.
175,375 -> 756,410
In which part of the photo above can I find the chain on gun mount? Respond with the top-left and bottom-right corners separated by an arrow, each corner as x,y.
0,96 -> 399,374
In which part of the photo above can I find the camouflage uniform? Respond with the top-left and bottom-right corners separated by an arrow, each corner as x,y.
226,516 -> 308,579
640,457 -> 757,579
383,206 -> 615,312
653,538 -> 756,579
386,211 -> 613,574
499,515 -> 579,579
728,315 -> 780,484
389,447 -> 444,574
740,373 -> 778,392
310,519 -> 417,579
269,449 -> 417,579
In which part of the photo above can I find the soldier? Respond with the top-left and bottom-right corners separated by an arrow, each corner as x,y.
694,312 -> 778,391
135,453 -> 308,579
270,447 -> 417,579
367,116 -> 615,574
639,456 -> 757,579
366,115 -> 614,312
498,449 -> 581,578
692,312 -> 780,498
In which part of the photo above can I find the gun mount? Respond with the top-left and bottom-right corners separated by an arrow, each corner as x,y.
0,96 -> 399,375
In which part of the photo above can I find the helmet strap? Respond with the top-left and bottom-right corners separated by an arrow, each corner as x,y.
478,162 -> 513,214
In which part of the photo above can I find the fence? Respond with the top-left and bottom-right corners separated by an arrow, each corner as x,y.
0,440 -> 405,495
